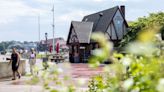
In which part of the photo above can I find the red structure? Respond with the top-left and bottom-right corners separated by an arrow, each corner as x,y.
40,37 -> 68,53
56,42 -> 60,53
49,45 -> 52,53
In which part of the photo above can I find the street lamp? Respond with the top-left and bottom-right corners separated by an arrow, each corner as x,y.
43,32 -> 48,69
45,32 -> 48,55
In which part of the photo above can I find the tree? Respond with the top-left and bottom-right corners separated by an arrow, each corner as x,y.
120,12 -> 164,48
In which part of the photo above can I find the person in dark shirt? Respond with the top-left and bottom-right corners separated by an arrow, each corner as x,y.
9,48 -> 21,80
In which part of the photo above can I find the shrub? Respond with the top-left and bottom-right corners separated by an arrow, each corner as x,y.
87,26 -> 164,92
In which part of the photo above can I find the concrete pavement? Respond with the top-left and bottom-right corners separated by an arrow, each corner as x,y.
0,59 -> 103,92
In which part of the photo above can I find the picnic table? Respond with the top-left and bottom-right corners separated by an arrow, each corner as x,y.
48,54 -> 65,63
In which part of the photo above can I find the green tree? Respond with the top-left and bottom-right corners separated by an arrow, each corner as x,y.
120,12 -> 164,48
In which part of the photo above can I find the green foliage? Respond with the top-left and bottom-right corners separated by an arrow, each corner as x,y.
89,32 -> 113,68
29,62 -> 80,92
120,12 -> 164,48
88,26 -> 164,92
0,41 -> 10,51
36,54 -> 46,59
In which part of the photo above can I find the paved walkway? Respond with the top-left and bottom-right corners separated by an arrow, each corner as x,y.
0,60 -> 104,92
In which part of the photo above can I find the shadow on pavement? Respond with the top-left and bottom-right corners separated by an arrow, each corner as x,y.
0,77 -> 12,82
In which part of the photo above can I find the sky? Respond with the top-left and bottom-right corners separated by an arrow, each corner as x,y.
0,0 -> 164,42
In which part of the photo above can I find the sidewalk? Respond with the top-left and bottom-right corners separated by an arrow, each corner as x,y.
0,85 -> 43,92
0,61 -> 103,92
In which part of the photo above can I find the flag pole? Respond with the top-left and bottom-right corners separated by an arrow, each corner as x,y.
38,15 -> 40,43
52,4 -> 55,53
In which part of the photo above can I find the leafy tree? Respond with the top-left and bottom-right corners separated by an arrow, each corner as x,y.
120,12 -> 164,48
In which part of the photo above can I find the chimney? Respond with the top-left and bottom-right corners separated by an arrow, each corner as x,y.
120,5 -> 125,18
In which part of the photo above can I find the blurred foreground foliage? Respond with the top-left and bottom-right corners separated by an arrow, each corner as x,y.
88,25 -> 164,92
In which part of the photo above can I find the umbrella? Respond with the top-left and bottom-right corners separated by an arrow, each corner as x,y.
49,45 -> 52,53
56,42 -> 60,53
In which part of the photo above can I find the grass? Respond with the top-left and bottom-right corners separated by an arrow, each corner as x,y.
36,54 -> 46,59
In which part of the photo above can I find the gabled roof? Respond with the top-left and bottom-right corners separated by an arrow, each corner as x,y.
82,6 -> 128,33
67,6 -> 128,44
67,21 -> 93,44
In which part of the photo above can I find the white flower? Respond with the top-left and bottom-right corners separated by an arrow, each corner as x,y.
131,87 -> 140,92
157,78 -> 164,92
127,42 -> 156,56
41,71 -> 49,80
92,49 -> 103,56
103,66 -> 111,72
121,57 -> 132,67
47,62 -> 56,67
123,78 -> 134,90
57,68 -> 63,73
77,78 -> 86,85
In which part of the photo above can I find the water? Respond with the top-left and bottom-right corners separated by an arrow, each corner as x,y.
0,55 -> 10,62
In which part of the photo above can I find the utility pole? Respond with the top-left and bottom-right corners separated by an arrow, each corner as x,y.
52,4 -> 55,53
38,15 -> 41,43
37,15 -> 41,52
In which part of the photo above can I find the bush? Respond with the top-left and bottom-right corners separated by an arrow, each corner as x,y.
87,26 -> 164,92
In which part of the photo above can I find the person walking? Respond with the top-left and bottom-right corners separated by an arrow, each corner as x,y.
29,48 -> 36,75
9,48 -> 21,80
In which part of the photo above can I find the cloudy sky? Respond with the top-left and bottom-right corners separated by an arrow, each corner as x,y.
0,0 -> 164,42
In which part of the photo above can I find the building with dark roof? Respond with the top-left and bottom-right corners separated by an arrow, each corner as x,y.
67,5 -> 128,63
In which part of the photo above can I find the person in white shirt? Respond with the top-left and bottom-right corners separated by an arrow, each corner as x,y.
29,48 -> 36,75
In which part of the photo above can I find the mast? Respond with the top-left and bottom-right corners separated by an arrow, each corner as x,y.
52,4 -> 55,53
38,15 -> 41,43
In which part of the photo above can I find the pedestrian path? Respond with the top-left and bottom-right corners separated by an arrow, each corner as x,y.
0,62 -> 104,92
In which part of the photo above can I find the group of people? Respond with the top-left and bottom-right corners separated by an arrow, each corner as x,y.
9,48 -> 36,80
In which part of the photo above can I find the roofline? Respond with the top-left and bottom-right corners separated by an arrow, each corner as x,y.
103,6 -> 119,33
66,22 -> 73,45
67,21 -> 94,44
82,5 -> 128,27
118,7 -> 129,27
104,6 -> 128,34
88,22 -> 94,43
82,6 -> 119,20
72,21 -> 94,24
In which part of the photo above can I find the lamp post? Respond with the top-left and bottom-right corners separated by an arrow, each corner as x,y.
43,32 -> 48,69
45,32 -> 48,55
